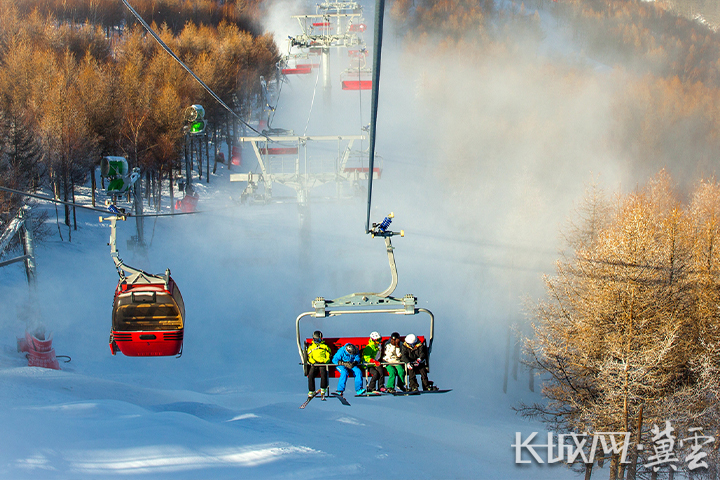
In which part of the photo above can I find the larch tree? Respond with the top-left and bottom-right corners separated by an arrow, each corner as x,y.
520,172 -> 720,479
37,50 -> 98,234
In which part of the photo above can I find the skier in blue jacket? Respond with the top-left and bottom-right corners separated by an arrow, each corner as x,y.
332,343 -> 365,396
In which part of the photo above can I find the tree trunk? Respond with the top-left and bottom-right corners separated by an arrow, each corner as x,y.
63,170 -> 70,227
609,454 -> 618,480
151,170 -> 156,208
226,110 -> 232,171
627,405 -> 644,480
71,180 -> 77,231
91,165 -> 96,207
197,135 -> 202,180
584,463 -> 593,480
503,326 -> 511,393
512,336 -> 520,380
169,168 -> 174,210
156,167 -> 162,211
212,128 -> 218,174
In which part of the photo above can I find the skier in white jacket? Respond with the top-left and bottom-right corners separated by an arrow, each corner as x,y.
382,332 -> 406,393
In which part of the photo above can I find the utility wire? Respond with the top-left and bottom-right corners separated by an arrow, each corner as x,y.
0,185 -> 201,217
119,0 -> 270,140
304,57 -> 322,136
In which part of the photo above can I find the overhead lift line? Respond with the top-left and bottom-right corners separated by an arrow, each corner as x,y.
119,0 -> 270,140
365,0 -> 385,234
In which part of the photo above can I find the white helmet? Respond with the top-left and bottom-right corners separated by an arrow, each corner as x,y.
370,331 -> 381,341
405,334 -> 417,345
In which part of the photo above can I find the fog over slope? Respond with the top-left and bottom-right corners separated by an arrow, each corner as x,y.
0,0 -> 716,478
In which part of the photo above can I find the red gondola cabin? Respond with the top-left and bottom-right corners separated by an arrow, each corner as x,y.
109,276 -> 185,357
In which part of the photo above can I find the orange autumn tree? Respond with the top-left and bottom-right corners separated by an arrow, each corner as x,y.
520,172 -> 720,479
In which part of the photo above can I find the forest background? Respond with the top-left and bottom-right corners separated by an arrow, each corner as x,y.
3,0 -> 720,230
0,0 -> 278,234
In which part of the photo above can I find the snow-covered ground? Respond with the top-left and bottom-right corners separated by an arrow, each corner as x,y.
0,175 -> 574,479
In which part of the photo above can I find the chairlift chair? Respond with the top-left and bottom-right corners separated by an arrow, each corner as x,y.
279,54 -> 314,75
296,214 -> 434,373
341,51 -> 372,90
341,69 -> 373,90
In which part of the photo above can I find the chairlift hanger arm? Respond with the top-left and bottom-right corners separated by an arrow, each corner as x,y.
99,212 -> 170,287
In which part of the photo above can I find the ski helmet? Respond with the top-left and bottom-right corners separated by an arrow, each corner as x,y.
312,331 -> 323,343
345,344 -> 357,355
405,334 -> 417,345
370,331 -> 381,341
390,332 -> 400,340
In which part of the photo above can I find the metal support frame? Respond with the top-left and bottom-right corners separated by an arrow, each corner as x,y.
99,209 -> 170,289
0,206 -> 37,286
229,134 -> 377,205
295,233 -> 434,366
290,14 -> 365,49
316,0 -> 362,14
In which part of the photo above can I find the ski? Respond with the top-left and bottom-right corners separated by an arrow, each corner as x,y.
330,392 -> 351,406
391,389 -> 452,396
299,389 -> 322,409
355,391 -> 385,397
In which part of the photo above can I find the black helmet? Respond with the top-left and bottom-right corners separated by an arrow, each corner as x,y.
345,344 -> 357,355
312,331 -> 323,343
390,332 -> 400,340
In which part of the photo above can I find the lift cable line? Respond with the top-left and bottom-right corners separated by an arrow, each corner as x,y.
119,0 -> 269,141
304,61 -> 323,136
365,0 -> 385,234
0,186 -> 202,218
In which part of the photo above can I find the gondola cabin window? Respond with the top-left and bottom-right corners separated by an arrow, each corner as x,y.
114,290 -> 183,331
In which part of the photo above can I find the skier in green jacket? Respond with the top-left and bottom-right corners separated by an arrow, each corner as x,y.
362,331 -> 386,392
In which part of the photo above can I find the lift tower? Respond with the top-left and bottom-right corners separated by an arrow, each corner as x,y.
289,12 -> 366,91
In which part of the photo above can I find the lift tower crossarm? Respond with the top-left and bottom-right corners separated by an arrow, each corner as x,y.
231,135 -> 371,205
316,1 -> 361,14
238,135 -> 365,143
291,13 -> 362,18
289,14 -> 365,48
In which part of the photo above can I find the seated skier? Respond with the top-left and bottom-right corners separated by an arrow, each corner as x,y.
305,330 -> 330,398
382,332 -> 406,393
332,343 -> 365,396
362,331 -> 386,393
401,334 -> 438,392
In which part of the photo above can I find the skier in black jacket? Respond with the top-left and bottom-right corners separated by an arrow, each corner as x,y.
401,334 -> 438,392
